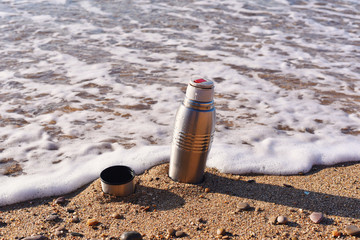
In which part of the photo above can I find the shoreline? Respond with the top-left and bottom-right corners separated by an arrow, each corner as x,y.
0,162 -> 359,239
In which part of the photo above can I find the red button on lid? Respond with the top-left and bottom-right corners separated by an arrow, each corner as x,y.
194,79 -> 207,83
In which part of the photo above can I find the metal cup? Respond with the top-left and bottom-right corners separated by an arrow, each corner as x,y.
100,165 -> 135,196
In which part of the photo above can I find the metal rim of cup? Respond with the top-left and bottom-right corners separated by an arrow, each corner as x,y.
100,165 -> 135,185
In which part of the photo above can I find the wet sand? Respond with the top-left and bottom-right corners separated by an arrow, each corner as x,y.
0,162 -> 359,239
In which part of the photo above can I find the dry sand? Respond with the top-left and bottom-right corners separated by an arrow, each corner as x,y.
0,162 -> 359,239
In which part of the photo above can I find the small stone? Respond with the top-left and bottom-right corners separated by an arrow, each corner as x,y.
309,212 -> 324,224
55,226 -> 66,237
55,196 -> 66,205
112,213 -> 124,219
45,214 -> 60,222
23,236 -> 48,240
175,231 -> 185,237
167,228 -> 176,236
71,216 -> 80,223
66,208 -> 75,213
70,232 -> 84,237
277,216 -> 288,224
198,218 -> 207,224
217,228 -> 226,236
238,202 -> 250,211
55,226 -> 66,232
141,206 -> 150,212
345,225 -> 360,236
87,218 -> 99,226
46,142 -> 59,151
204,188 -> 211,193
120,231 -> 143,240
331,230 -> 341,237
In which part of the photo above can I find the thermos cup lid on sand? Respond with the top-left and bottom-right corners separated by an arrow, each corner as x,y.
100,165 -> 135,197
186,78 -> 214,102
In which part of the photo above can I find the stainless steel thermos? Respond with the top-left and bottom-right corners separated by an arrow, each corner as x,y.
169,78 -> 215,183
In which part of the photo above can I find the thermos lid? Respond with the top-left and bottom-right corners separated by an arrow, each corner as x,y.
189,78 -> 214,89
186,78 -> 214,102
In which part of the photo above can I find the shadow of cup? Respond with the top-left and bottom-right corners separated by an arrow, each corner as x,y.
109,184 -> 186,211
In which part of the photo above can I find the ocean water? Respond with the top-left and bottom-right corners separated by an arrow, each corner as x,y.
0,0 -> 359,206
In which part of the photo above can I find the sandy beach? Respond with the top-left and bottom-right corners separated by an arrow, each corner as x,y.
1,1 -> 360,239
1,162 -> 359,239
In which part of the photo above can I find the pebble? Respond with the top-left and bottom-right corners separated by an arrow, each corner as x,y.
45,214 -> 60,222
237,202 -> 250,211
55,226 -> 66,236
87,218 -> 99,226
277,216 -> 288,224
55,226 -> 66,232
112,213 -> 124,219
140,206 -> 151,212
198,218 -> 207,224
331,230 -> 341,237
54,196 -> 66,205
46,142 -> 59,151
70,232 -> 84,237
217,228 -> 226,236
23,236 -> 48,240
167,228 -> 176,236
345,225 -> 360,236
66,208 -> 75,213
71,216 -> 80,223
309,212 -> 324,224
120,231 -> 143,240
175,231 -> 185,237
204,188 -> 211,193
